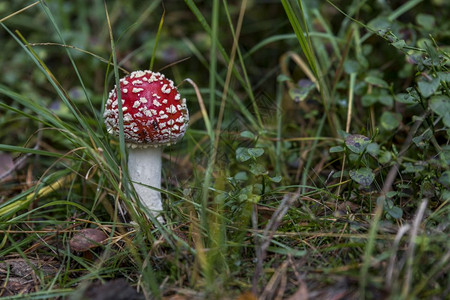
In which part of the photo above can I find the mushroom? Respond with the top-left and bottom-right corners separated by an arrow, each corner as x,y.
104,70 -> 189,222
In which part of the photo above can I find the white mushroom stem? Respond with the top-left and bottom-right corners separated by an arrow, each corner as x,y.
128,146 -> 165,223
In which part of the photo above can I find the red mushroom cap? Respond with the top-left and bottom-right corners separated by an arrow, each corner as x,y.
104,70 -> 189,147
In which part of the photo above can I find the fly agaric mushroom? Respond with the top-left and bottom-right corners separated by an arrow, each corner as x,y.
104,70 -> 189,222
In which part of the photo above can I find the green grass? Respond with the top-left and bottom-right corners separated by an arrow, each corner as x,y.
1,0 -> 449,299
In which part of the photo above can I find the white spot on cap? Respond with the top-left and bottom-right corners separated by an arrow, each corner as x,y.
173,124 -> 179,131
149,74 -> 158,83
123,88 -> 128,93
131,70 -> 146,78
124,113 -> 133,122
132,88 -> 144,93
166,105 -> 177,114
175,93 -> 181,100
153,99 -> 162,107
133,101 -> 140,108
132,80 -> 143,85
162,99 -> 168,104
161,84 -> 171,94
167,119 -> 174,125
140,97 -> 148,103
159,122 -> 167,129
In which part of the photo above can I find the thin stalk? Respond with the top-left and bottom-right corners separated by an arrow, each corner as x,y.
0,1 -> 39,23
276,80 -> 283,175
209,0 -> 219,125
149,9 -> 165,70
346,73 -> 356,132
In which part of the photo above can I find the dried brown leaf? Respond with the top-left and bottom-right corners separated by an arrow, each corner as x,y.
69,228 -> 108,252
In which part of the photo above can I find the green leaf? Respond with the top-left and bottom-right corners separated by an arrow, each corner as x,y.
365,76 -> 389,88
289,81 -> 315,102
253,183 -> 263,194
443,113 -> 450,128
277,74 -> 293,82
361,94 -> 378,107
366,143 -> 380,156
368,16 -> 391,31
240,131 -> 255,139
269,175 -> 282,183
395,92 -> 417,104
249,163 -> 267,176
442,190 -> 450,201
329,146 -> 344,153
391,39 -> 406,50
417,76 -> 440,98
350,168 -> 375,186
348,153 -> 359,162
247,148 -> 264,158
236,147 -> 251,162
430,96 -> 450,127
429,96 -> 450,116
437,72 -> 450,82
402,162 -> 425,173
416,13 -> 435,30
214,192 -> 229,203
412,130 -> 432,148
386,191 -> 398,198
238,193 -> 248,201
337,129 -> 350,139
345,134 -> 370,154
386,206 -> 403,219
378,95 -> 394,107
344,59 -> 360,74
236,147 -> 264,162
379,151 -> 392,164
439,171 -> 450,187
439,146 -> 450,166
234,171 -> 248,181
381,111 -> 402,130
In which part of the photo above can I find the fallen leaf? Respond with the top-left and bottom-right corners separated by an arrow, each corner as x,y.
69,228 -> 108,252
0,152 -> 15,181
236,291 -> 258,300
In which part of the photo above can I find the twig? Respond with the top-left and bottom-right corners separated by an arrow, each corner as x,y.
252,193 -> 297,295
260,260 -> 289,300
402,199 -> 428,297
385,224 -> 410,288
0,1 -> 40,23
